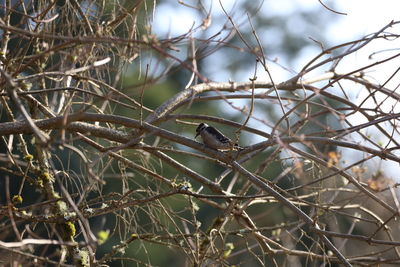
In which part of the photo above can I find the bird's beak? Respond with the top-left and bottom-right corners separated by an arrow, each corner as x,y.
195,132 -> 200,139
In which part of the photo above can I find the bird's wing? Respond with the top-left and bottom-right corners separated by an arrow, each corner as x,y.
206,126 -> 231,143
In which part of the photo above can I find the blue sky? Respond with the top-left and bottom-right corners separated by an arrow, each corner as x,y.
151,0 -> 400,180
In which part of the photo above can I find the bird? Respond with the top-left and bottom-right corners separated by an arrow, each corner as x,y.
195,123 -> 242,151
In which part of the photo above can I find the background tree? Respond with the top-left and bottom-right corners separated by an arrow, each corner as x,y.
1,1 -> 400,266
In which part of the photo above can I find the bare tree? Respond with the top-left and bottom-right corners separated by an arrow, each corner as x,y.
1,1 -> 400,266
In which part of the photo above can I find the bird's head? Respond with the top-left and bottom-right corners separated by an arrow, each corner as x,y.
195,123 -> 208,138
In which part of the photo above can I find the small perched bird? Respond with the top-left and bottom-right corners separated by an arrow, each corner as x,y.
195,123 -> 241,151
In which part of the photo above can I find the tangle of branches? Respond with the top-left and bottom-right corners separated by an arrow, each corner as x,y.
1,1 -> 400,266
